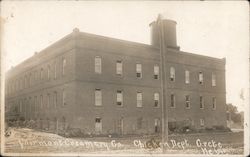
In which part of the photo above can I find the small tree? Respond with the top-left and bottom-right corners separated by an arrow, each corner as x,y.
226,103 -> 243,124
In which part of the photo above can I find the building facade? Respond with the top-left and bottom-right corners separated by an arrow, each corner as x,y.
5,18 -> 227,135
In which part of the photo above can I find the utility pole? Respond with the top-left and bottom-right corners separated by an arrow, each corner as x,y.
157,14 -> 168,153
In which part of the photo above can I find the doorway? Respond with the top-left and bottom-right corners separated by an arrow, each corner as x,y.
95,117 -> 102,134
154,118 -> 160,133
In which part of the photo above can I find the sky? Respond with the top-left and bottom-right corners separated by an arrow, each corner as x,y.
1,1 -> 249,111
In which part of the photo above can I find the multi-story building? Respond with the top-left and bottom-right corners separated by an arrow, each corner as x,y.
5,18 -> 227,135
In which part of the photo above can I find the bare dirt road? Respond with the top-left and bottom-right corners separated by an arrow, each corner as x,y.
4,127 -> 244,155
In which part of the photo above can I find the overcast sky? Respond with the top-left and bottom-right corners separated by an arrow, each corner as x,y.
1,1 -> 249,111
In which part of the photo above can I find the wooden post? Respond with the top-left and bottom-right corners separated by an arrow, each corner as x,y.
157,14 -> 168,153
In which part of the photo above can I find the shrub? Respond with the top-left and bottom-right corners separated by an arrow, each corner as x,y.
212,125 -> 231,132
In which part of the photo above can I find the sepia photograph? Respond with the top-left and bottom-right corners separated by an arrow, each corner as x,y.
0,1 -> 249,156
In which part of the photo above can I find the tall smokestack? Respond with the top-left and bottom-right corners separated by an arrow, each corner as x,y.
149,18 -> 180,50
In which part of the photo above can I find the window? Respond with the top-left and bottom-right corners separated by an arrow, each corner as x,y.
24,98 -> 27,114
29,74 -> 32,86
185,70 -> 190,84
54,61 -> 57,79
19,99 -> 23,113
154,65 -> 159,79
200,119 -> 205,126
212,73 -> 216,86
54,92 -> 57,108
62,89 -> 66,106
24,76 -> 27,88
136,63 -> 142,78
137,117 -> 143,129
40,95 -> 43,109
170,94 -> 175,108
116,90 -> 123,106
116,60 -> 123,76
9,83 -> 11,94
18,79 -> 21,90
19,77 -> 23,90
154,93 -> 159,107
13,81 -> 15,91
62,58 -> 66,76
200,96 -> 204,109
15,80 -> 18,91
34,71 -> 37,82
137,92 -> 143,107
95,56 -> 102,74
29,97 -> 32,113
40,68 -> 44,80
212,97 -> 216,110
47,94 -> 50,108
185,95 -> 190,108
34,96 -> 37,112
95,89 -> 102,106
47,65 -> 50,80
198,72 -> 203,84
170,67 -> 175,81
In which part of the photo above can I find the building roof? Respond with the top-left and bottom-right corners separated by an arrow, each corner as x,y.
6,28 -> 225,77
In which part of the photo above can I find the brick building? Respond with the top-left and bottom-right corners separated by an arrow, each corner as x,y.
5,18 -> 227,135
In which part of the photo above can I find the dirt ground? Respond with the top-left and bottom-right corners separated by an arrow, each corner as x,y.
3,127 -> 244,155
